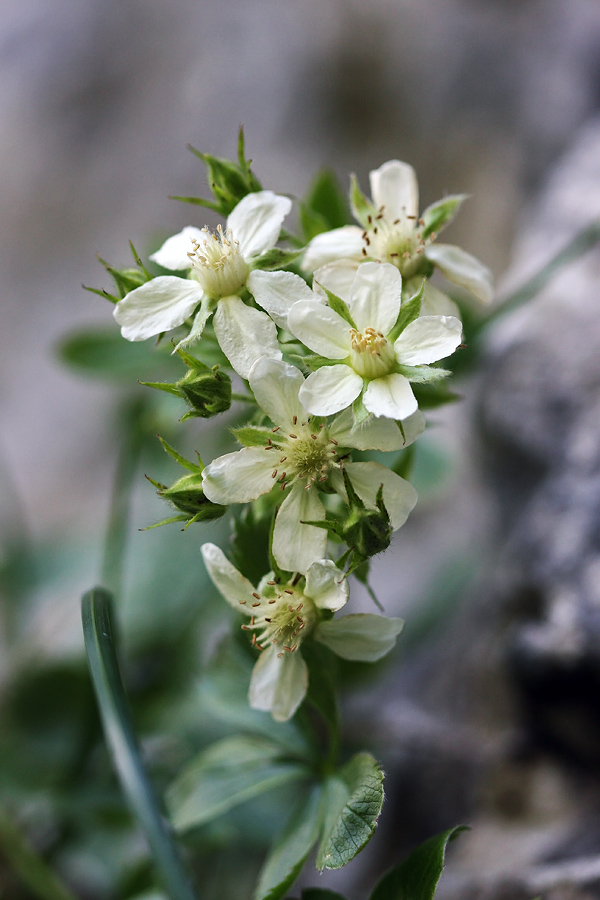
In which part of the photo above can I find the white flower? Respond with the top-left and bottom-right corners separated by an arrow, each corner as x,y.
202,357 -> 419,575
303,160 -> 492,313
113,190 -> 295,378
287,262 -> 462,420
201,543 -> 349,721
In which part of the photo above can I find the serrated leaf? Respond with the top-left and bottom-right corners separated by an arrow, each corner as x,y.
254,786 -> 323,900
420,195 -> 466,240
388,281 -> 424,342
166,735 -> 309,833
315,752 -> 384,870
350,174 -> 373,229
369,826 -> 468,900
232,425 -> 279,448
252,247 -> 305,270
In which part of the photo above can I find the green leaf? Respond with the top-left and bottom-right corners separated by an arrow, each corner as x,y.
315,752 -> 384,870
231,425 -> 279,448
395,365 -> 451,384
420,195 -> 466,240
254,786 -> 323,900
166,735 -> 309,832
388,281 -> 424,342
252,247 -> 305,270
369,826 -> 468,900
57,327 -> 181,383
301,169 -> 351,241
318,286 -> 357,329
349,174 -> 373,228
81,588 -> 197,900
302,891 -> 347,900
412,382 -> 461,409
352,393 -> 371,429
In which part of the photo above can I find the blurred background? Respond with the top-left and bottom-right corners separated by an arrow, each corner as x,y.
2,1 -> 600,899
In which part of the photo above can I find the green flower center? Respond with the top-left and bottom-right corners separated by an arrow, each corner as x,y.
264,417 -> 340,491
240,583 -> 317,655
362,208 -> 431,278
187,225 -> 250,298
349,327 -> 396,380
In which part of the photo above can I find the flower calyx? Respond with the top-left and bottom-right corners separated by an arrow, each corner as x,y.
140,347 -> 231,420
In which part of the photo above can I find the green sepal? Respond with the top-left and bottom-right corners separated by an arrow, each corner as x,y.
420,194 -> 467,240
140,514 -> 190,530
82,284 -> 119,304
349,173 -> 374,228
251,247 -> 305,270
388,279 -> 424,342
232,425 -> 281,448
315,752 -> 384,870
156,472 -> 227,519
185,129 -> 263,216
169,194 -> 221,212
139,380 -> 181,396
352,559 -> 383,611
296,354 -> 340,372
318,286 -> 357,329
394,364 -> 452,384
85,243 -> 152,305
351,392 -> 371,430
369,825 -> 468,900
157,435 -> 202,472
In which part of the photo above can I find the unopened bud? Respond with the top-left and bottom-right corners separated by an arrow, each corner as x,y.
177,364 -> 231,419
155,472 -> 227,521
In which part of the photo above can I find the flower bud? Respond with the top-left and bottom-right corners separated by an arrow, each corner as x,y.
159,472 -> 227,521
177,364 -> 231,419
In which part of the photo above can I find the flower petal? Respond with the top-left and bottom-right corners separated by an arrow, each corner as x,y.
299,366 -> 363,417
249,357 -> 307,426
249,645 -> 308,721
227,191 -> 292,259
305,560 -> 349,612
425,243 -> 493,304
247,269 -> 315,328
287,297 -> 351,359
213,296 -> 282,379
330,407 -> 424,451
312,259 -> 359,301
393,315 -> 462,365
315,614 -> 404,661
202,447 -> 274,504
363,374 -> 417,420
347,262 -> 402,334
201,543 -> 256,610
113,277 -> 204,341
272,484 -> 326,575
149,226 -> 205,271
302,226 -> 364,272
369,160 -> 419,221
344,461 -> 418,530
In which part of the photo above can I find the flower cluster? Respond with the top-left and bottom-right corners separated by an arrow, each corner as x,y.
109,149 -> 491,720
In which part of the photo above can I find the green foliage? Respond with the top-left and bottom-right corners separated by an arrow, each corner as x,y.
369,826 -> 468,900
166,736 -> 310,833
146,437 -> 226,528
254,787 -> 323,900
57,326 -> 180,383
84,242 -> 152,304
316,753 -> 384,870
349,173 -> 373,229
300,169 -> 351,242
173,127 -> 263,217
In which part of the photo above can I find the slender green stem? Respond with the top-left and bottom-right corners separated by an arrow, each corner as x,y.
483,220 -> 600,329
101,396 -> 148,595
0,807 -> 77,900
231,392 -> 257,404
82,587 -> 198,900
